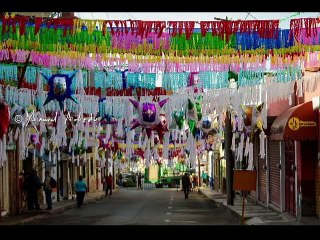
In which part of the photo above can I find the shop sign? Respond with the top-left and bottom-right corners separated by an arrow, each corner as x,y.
288,117 -> 316,131
6,143 -> 16,150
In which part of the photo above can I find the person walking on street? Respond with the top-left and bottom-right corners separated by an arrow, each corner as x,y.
201,170 -> 207,187
192,173 -> 198,191
118,173 -> 123,186
19,172 -> 26,209
105,173 -> 113,197
137,172 -> 142,190
43,171 -> 55,210
75,175 -> 87,208
189,173 -> 193,191
182,173 -> 190,199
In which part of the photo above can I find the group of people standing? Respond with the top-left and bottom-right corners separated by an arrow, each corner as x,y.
19,169 -> 89,210
21,170 -> 42,210
20,170 -> 56,210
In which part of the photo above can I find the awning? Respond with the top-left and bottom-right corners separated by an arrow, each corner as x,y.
270,101 -> 318,141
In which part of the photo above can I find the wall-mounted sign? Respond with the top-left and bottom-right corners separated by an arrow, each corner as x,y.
288,117 -> 316,131
233,170 -> 257,191
6,144 -> 16,150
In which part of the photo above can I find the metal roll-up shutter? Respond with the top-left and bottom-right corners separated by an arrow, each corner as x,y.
316,165 -> 320,217
0,167 -> 4,213
268,139 -> 281,208
255,133 -> 267,204
248,135 -> 258,200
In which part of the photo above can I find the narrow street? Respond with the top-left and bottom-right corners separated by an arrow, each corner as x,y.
26,188 -> 241,225
2,12 -> 320,229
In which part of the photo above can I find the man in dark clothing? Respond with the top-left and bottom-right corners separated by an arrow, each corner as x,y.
182,173 -> 190,199
137,172 -> 142,190
43,171 -> 53,210
118,173 -> 123,186
24,170 -> 41,210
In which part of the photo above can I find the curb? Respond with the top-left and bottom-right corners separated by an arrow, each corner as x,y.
197,189 -> 225,208
1,193 -> 106,225
198,189 -> 244,223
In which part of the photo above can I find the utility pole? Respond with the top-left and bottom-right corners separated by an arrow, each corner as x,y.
225,110 -> 234,205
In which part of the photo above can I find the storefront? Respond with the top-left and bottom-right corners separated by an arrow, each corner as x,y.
312,95 -> 320,217
271,101 -> 318,217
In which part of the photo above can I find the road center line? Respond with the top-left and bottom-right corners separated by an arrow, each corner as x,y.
170,220 -> 197,223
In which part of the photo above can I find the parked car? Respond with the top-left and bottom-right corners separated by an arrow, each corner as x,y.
122,173 -> 136,187
122,173 -> 135,183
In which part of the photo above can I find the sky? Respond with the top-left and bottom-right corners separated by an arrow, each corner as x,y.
75,12 -> 320,30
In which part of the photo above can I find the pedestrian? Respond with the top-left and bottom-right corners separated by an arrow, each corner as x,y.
75,175 -> 87,208
137,172 -> 142,190
201,170 -> 207,187
119,173 -> 123,186
192,173 -> 198,191
59,177 -> 63,198
102,175 -> 107,191
182,172 -> 190,199
19,172 -> 26,208
105,173 -> 113,197
189,173 -> 193,191
24,170 -> 41,210
43,171 -> 55,210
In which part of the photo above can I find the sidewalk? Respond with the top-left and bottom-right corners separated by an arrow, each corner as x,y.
198,187 -> 320,225
0,190 -> 107,225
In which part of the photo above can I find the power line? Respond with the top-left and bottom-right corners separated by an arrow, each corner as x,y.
249,13 -> 257,20
279,12 -> 301,22
245,12 -> 250,20
126,12 -> 136,20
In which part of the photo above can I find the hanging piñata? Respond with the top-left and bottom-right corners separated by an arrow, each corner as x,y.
129,98 -> 169,138
42,71 -> 79,110
187,97 -> 203,137
173,109 -> 185,130
0,100 -> 10,138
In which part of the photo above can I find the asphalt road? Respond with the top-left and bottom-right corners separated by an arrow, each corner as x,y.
27,188 -> 241,225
